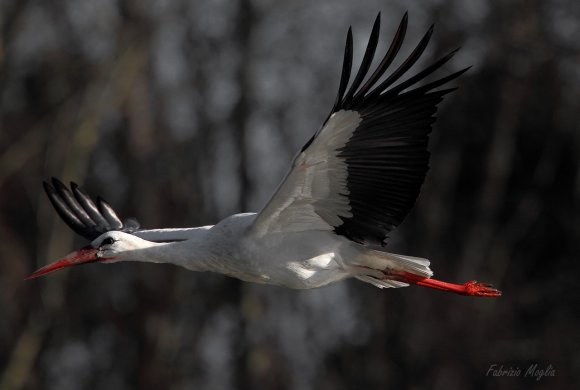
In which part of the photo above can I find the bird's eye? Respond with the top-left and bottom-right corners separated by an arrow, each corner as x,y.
101,237 -> 116,246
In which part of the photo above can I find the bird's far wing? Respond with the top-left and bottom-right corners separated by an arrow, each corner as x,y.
250,13 -> 468,245
43,178 -> 140,241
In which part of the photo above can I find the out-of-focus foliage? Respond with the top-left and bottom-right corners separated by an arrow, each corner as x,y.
1,0 -> 579,389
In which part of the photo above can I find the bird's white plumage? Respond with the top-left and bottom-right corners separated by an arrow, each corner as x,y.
133,226 -> 212,241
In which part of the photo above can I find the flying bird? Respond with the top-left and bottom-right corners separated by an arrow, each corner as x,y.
28,13 -> 501,297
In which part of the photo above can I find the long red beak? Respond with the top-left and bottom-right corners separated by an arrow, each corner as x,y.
25,246 -> 101,280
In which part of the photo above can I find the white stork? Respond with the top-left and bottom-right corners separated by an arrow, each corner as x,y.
27,13 -> 501,297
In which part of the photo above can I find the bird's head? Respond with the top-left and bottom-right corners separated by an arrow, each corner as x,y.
26,231 -> 150,279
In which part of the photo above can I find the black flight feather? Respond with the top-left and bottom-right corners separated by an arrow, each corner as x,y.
331,27 -> 353,114
310,13 -> 468,245
354,12 -> 408,102
341,13 -> 381,105
44,178 -> 140,241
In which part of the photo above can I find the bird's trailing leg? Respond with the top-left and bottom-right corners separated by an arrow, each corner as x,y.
387,270 -> 501,297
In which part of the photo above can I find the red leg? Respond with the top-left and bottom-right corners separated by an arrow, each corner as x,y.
389,271 -> 501,297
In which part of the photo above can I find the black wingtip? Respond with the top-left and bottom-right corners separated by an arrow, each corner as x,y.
51,177 -> 65,189
419,24 -> 435,51
71,182 -> 110,227
401,12 -> 409,30
326,12 -> 467,126
43,179 -> 88,238
365,20 -> 438,101
452,66 -> 471,80
43,179 -> 140,240
352,11 -> 410,103
51,180 -> 66,198
373,13 -> 381,36
96,196 -> 123,229
42,180 -> 51,194
331,26 -> 354,113
347,27 -> 353,49
441,48 -> 462,64
342,14 -> 382,108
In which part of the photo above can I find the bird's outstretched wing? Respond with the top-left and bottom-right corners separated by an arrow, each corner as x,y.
43,178 -> 140,241
251,13 -> 468,245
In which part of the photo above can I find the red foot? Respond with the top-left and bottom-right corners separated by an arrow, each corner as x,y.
462,280 -> 502,297
387,271 -> 502,298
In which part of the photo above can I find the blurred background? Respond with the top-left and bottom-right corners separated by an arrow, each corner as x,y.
1,0 -> 579,389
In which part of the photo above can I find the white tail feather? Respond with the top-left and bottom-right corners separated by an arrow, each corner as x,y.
355,275 -> 409,289
353,249 -> 433,289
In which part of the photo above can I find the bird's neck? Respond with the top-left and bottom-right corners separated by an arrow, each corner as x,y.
124,228 -> 218,271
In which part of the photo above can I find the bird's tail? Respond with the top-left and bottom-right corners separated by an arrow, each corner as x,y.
353,249 -> 433,289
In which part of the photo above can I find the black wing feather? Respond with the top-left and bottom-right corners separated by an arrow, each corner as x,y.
44,178 -> 140,241
341,13 -> 381,105
354,12 -> 408,102
71,183 -> 109,227
317,13 -> 467,245
364,25 -> 434,103
51,179 -> 97,230
331,27 -> 353,114
96,196 -> 124,229
44,181 -> 89,237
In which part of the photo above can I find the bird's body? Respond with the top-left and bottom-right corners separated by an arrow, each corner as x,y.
205,213 -> 349,288
173,214 -> 351,288
97,213 -> 425,290
28,13 -> 501,297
